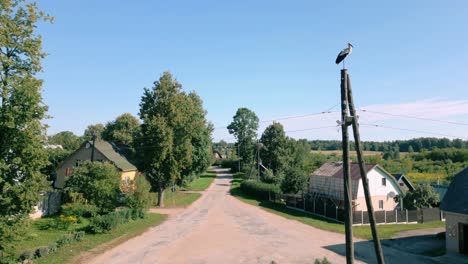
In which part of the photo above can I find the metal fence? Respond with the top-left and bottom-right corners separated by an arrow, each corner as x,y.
273,193 -> 445,225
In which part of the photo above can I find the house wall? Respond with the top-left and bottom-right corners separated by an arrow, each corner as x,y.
445,212 -> 468,253
121,170 -> 138,182
55,145 -> 109,188
354,195 -> 398,211
356,168 -> 401,211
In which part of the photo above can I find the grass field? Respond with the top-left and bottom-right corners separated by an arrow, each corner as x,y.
229,173 -> 444,240
16,213 -> 166,264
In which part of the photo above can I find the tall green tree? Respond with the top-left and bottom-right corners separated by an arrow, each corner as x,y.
401,183 -> 440,209
0,0 -> 52,261
48,131 -> 81,150
227,108 -> 259,169
83,123 -> 105,141
135,72 -> 198,207
260,122 -> 288,174
102,113 -> 140,145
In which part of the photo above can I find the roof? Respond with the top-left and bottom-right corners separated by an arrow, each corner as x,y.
441,167 -> 468,215
93,140 -> 137,171
392,173 -> 416,191
312,162 -> 376,180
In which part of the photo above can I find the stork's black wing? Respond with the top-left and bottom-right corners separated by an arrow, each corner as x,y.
335,50 -> 347,64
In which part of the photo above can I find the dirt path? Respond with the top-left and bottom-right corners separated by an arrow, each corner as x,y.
86,169 -> 437,264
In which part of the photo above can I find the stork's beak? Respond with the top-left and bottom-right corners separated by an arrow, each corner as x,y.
349,43 -> 354,47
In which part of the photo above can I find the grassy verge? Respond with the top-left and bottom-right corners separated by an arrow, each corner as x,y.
154,191 -> 202,208
230,172 -> 444,240
34,213 -> 167,264
186,171 -> 216,191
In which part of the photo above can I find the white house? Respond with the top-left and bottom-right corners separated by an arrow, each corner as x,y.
309,162 -> 404,211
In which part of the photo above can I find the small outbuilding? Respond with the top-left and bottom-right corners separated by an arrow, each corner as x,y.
440,167 -> 468,255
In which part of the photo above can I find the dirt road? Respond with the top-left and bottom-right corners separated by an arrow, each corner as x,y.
86,169 -> 438,264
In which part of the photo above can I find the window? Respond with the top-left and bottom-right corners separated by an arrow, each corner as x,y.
400,182 -> 404,186
382,178 -> 386,186
125,176 -> 130,184
65,167 -> 70,176
75,159 -> 82,167
379,200 -> 384,210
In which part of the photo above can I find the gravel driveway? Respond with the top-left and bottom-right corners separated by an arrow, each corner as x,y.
85,169 -> 439,264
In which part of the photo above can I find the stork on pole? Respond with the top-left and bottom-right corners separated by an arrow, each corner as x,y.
336,43 -> 385,264
336,43 -> 353,69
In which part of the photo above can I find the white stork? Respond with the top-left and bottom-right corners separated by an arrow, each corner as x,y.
335,43 -> 353,68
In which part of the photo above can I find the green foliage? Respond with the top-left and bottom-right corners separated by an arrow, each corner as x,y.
47,131 -> 81,151
240,180 -> 281,200
64,161 -> 121,213
314,258 -> 331,264
218,158 -> 240,173
60,202 -> 99,218
83,123 -> 105,141
88,208 -> 140,234
19,250 -> 34,261
227,108 -> 259,169
35,247 -> 50,258
402,183 -> 440,209
135,72 -> 212,207
123,176 -> 152,214
280,166 -> 308,194
0,0 -> 52,261
102,113 -> 140,145
260,123 -> 289,174
42,148 -> 72,180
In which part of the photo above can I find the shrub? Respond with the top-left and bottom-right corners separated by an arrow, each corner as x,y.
64,161 -> 121,213
88,208 -> 138,234
61,202 -> 99,218
47,242 -> 58,253
314,258 -> 331,264
35,247 -> 50,258
56,234 -> 74,247
74,231 -> 85,241
219,159 -> 240,173
19,250 -> 34,261
240,180 -> 281,200
123,176 -> 152,216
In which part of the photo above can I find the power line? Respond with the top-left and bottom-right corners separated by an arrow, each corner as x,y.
359,109 -> 468,126
360,123 -> 468,140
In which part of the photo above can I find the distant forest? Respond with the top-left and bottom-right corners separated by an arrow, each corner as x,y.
309,137 -> 468,152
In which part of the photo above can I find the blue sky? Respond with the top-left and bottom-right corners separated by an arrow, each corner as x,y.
37,1 -> 468,141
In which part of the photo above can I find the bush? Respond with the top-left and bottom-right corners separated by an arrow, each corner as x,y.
240,180 -> 281,200
56,234 -> 74,247
47,242 -> 58,253
65,161 -> 121,213
61,202 -> 99,218
35,247 -> 50,258
219,159 -> 240,173
123,176 -> 152,216
74,231 -> 85,241
19,250 -> 35,261
314,258 -> 331,264
88,208 -> 137,234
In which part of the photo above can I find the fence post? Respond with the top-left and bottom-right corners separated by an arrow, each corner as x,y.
324,200 -> 327,216
440,209 -> 443,221
336,206 -> 338,221
406,209 -> 408,223
303,193 -> 306,211
313,199 -> 316,213
269,190 -> 271,202
384,210 -> 387,224
395,210 -> 397,223
361,210 -> 364,225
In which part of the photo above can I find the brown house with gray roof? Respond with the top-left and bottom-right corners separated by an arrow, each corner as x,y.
441,167 -> 468,255
54,140 -> 139,189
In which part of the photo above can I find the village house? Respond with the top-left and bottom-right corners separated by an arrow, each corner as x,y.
309,162 -> 404,211
441,167 -> 468,255
54,140 -> 139,189
391,173 -> 415,192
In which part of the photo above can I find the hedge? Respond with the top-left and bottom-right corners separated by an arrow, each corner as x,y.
240,180 -> 281,200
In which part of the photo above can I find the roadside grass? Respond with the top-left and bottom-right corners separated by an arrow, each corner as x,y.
15,217 -> 90,256
154,191 -> 202,208
17,213 -> 167,264
186,171 -> 216,191
230,172 -> 444,240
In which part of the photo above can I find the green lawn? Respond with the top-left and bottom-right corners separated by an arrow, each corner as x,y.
154,190 -> 202,208
34,213 -> 167,264
230,172 -> 444,240
186,171 -> 216,191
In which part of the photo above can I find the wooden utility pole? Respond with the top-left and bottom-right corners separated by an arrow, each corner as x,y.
340,69 -> 354,263
346,73 -> 385,264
